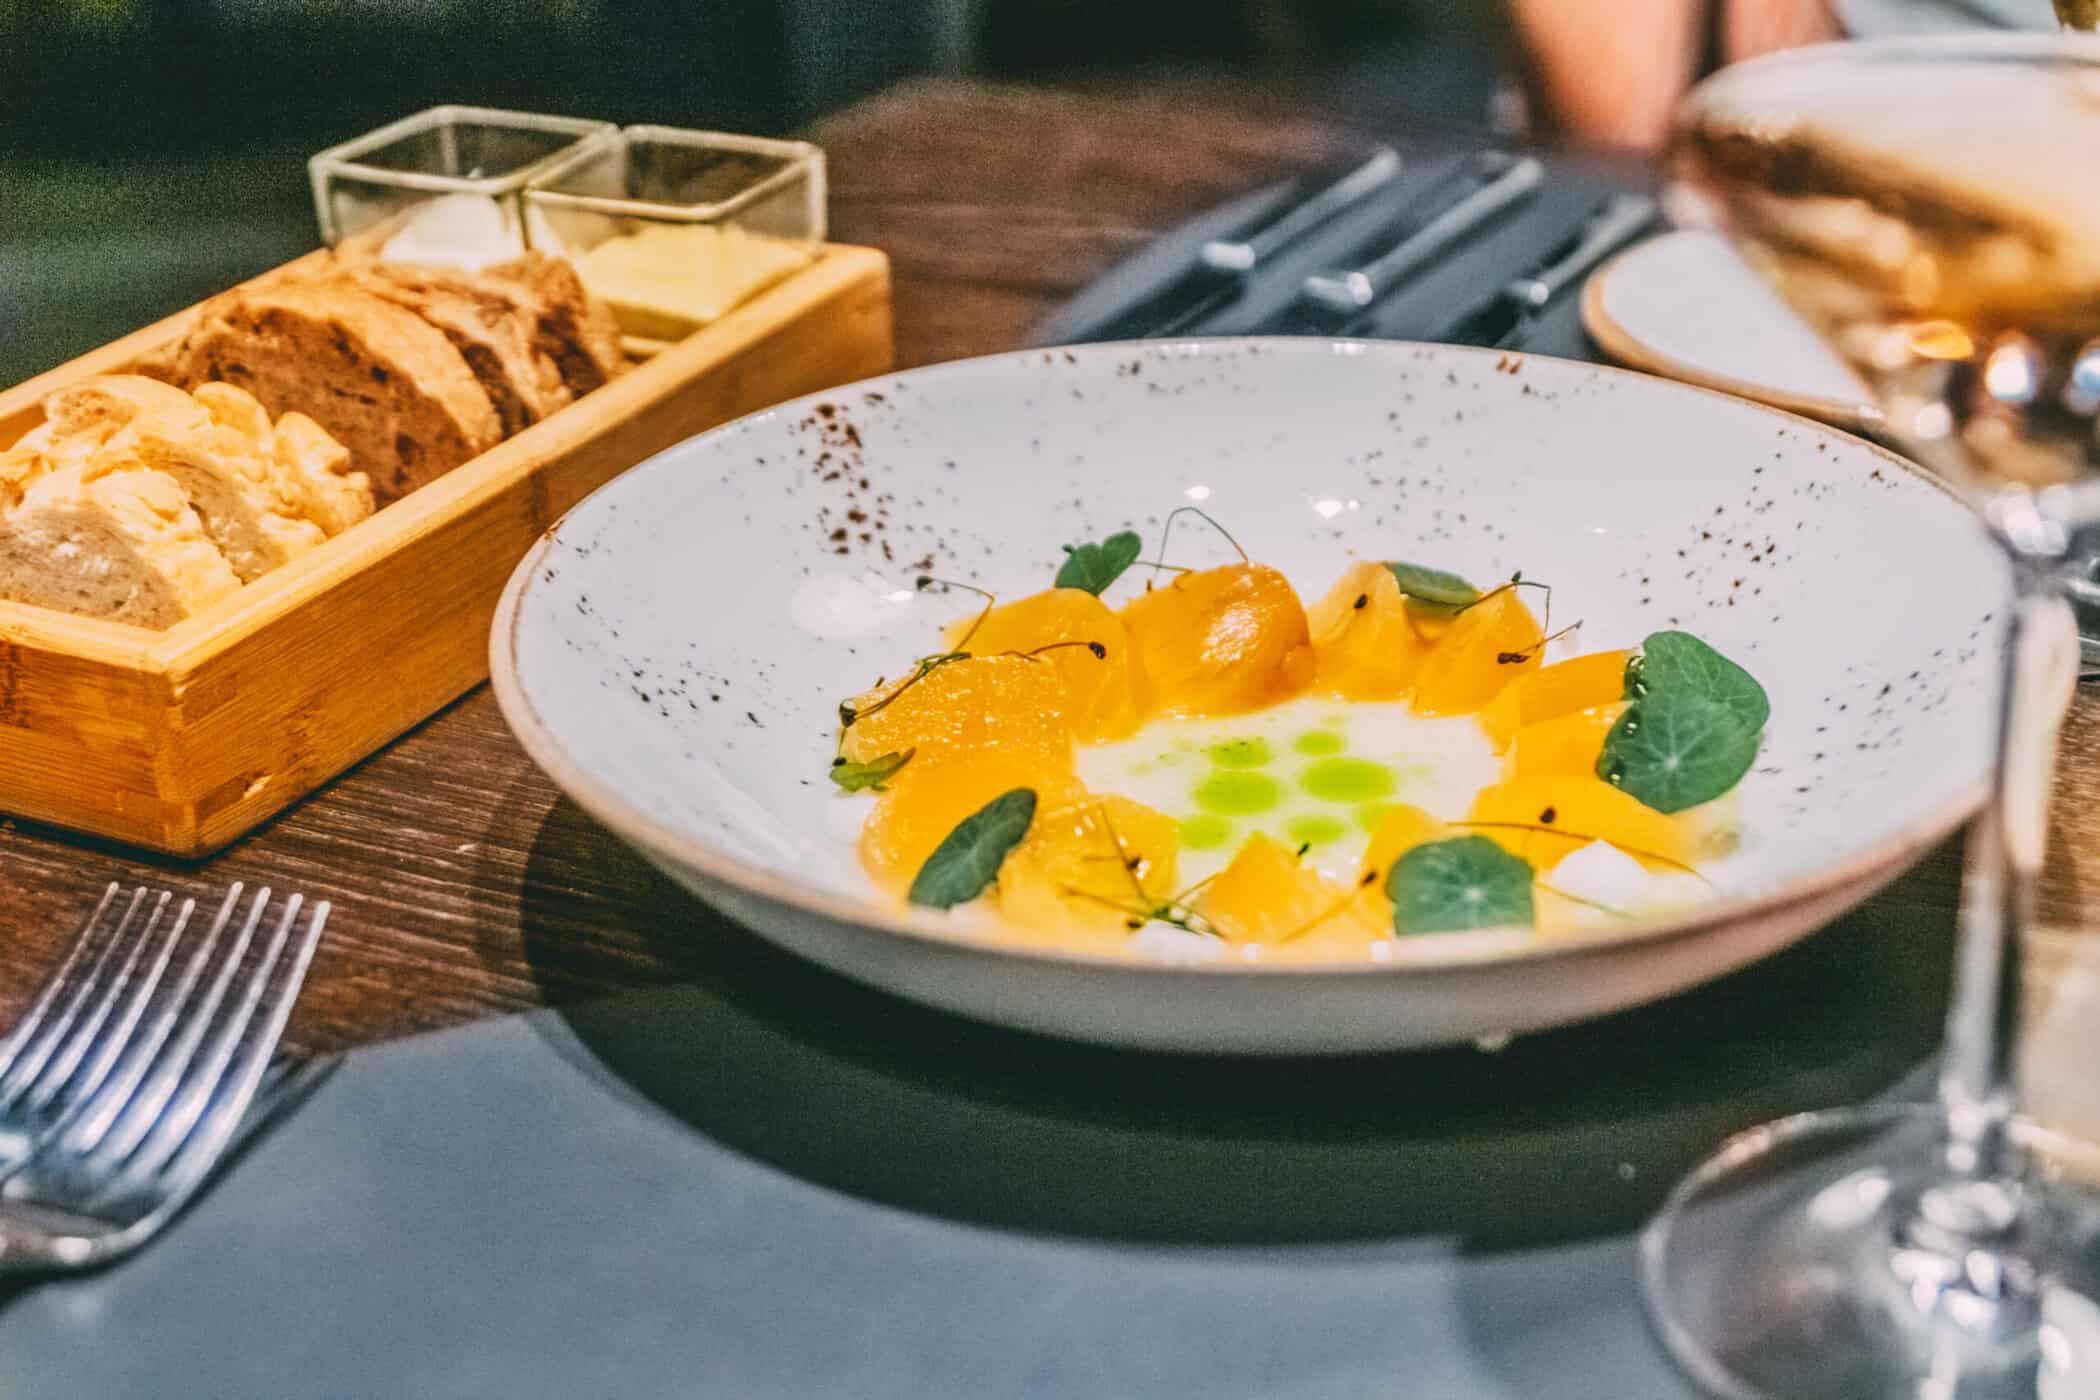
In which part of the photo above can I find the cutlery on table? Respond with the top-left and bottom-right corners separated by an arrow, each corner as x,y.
0,881 -> 331,1272
1077,146 -> 1403,342
1197,146 -> 1403,273
1292,153 -> 1546,327
1404,192 -> 1659,349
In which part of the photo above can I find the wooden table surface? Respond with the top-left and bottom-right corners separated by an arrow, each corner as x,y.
2,78 -> 2095,1060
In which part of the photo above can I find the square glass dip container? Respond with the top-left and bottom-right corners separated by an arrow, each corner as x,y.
522,126 -> 827,339
308,105 -> 616,264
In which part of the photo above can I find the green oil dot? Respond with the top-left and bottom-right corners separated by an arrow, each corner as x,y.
1157,751 -> 1184,767
1299,756 -> 1398,804
1285,814 -> 1349,848
1292,730 -> 1346,756
1356,802 -> 1395,833
1129,761 -> 1155,777
1180,814 -> 1235,850
1192,771 -> 1283,816
1205,737 -> 1274,769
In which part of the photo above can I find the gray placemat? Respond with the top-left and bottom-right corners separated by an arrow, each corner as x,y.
0,876 -> 1962,1399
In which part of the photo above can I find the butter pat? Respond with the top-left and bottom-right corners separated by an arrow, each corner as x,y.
574,223 -> 816,340
379,194 -> 526,272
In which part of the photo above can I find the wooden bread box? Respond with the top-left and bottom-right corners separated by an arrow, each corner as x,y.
0,244 -> 892,855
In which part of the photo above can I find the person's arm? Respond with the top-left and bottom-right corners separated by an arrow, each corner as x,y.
1509,0 -> 1701,150
1722,0 -> 1840,64
1511,0 -> 1839,150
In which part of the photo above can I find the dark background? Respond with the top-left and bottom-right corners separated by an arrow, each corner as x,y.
0,0 -> 1505,382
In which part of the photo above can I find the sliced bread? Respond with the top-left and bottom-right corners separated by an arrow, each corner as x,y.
0,447 -> 241,629
190,383 -> 375,537
37,373 -> 201,447
263,408 -> 376,536
123,406 -> 325,584
157,281 -> 502,502
24,376 -> 374,585
338,263 -> 573,437
485,254 -> 626,396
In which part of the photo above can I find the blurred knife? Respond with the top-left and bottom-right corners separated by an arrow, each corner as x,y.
1299,154 -> 1546,321
1410,192 -> 1658,348
1198,146 -> 1402,273
1251,152 -> 1536,335
1077,146 -> 1402,342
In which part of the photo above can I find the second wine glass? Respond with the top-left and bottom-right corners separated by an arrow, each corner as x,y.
1642,32 -> 2100,1400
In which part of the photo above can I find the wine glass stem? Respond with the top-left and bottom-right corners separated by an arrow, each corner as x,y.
1937,550 -> 2063,1191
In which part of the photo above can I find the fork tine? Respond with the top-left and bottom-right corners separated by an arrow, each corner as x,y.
52,884 -> 257,1162
0,887 -> 148,1108
0,883 -> 121,1074
19,896 -> 196,1123
15,894 -> 190,1121
97,898 -> 327,1205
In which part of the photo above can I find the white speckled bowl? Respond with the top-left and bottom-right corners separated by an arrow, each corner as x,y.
491,339 -> 2003,1053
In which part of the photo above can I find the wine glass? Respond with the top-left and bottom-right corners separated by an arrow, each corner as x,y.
1642,33 -> 2100,1399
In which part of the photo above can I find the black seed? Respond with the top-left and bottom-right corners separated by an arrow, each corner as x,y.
1540,806 -> 1558,824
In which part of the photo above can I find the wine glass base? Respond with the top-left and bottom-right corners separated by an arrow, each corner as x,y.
1640,1102 -> 2100,1400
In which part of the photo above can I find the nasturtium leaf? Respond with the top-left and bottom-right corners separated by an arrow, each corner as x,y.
907,788 -> 1039,909
1387,835 -> 1536,935
1056,531 -> 1144,595
828,748 -> 915,793
1597,689 -> 1761,814
1385,562 -> 1484,609
1624,630 -> 1770,731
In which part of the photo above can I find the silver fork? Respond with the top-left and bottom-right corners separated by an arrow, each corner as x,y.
0,882 -> 329,1272
0,884 -> 196,1173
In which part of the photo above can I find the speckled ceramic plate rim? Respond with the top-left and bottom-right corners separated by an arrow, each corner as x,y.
489,337 -> 1989,981
1580,247 -> 1881,433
